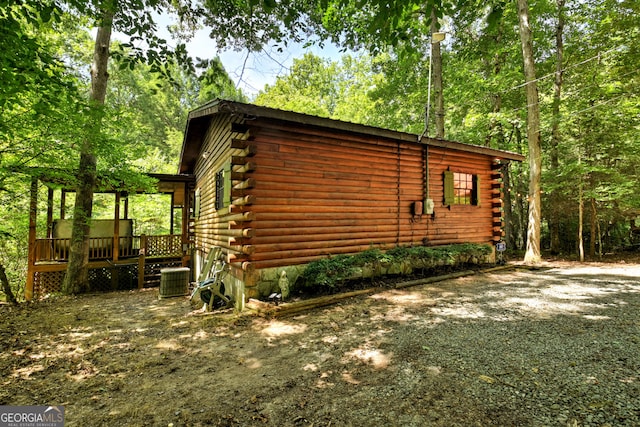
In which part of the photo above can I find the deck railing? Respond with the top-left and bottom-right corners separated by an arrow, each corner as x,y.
33,234 -> 182,263
143,234 -> 182,257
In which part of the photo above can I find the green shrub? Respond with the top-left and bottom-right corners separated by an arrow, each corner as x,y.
298,254 -> 356,290
295,243 -> 493,295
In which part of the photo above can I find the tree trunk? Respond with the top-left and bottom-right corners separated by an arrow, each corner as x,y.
590,197 -> 597,258
502,163 -> 514,249
512,122 -> 527,250
578,179 -> 584,262
0,263 -> 18,304
62,8 -> 114,294
549,0 -> 565,254
597,214 -> 603,258
485,22 -> 505,148
430,10 -> 445,139
516,0 -> 543,264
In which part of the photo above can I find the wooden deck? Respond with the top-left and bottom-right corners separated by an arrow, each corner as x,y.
33,234 -> 182,263
27,234 -> 188,298
24,172 -> 195,300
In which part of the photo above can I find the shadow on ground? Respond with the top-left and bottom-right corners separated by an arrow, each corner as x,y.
1,262 -> 639,426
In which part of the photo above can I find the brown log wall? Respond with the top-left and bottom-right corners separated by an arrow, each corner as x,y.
241,119 -> 499,270
245,123 -> 411,266
427,146 -> 498,246
193,115 -> 503,277
193,113 -> 252,262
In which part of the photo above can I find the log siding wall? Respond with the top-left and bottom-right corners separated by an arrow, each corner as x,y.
193,113 -> 253,267
247,122 -> 420,268
209,118 -> 500,272
191,114 -> 505,292
181,101 -> 525,301
427,146 -> 497,245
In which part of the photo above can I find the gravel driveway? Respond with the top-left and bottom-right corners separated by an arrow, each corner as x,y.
401,263 -> 640,426
1,262 -> 639,426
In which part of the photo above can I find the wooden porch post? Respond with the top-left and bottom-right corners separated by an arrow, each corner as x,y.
182,183 -> 190,268
170,192 -> 175,235
113,192 -> 120,262
46,187 -> 54,239
111,192 -> 121,290
137,234 -> 146,289
60,190 -> 66,219
25,177 -> 38,300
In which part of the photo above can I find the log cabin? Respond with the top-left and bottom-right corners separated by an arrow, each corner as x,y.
24,99 -> 524,303
180,99 -> 525,307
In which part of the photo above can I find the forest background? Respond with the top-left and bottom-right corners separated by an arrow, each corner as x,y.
1,0 -> 638,301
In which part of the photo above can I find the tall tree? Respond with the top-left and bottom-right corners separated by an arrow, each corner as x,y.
548,0 -> 565,254
516,0 -> 542,264
430,10 -> 445,139
197,57 -> 247,104
62,6 -> 114,294
61,0 -> 193,293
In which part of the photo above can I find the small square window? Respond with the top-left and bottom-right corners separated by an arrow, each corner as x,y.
454,172 -> 473,205
444,170 -> 480,206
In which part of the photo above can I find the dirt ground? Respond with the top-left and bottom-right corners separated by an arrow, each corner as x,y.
1,259 -> 639,426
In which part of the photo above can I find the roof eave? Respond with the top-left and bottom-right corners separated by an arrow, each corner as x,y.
180,99 -> 526,170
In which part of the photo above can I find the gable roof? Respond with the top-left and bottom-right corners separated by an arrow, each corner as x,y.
179,99 -> 525,174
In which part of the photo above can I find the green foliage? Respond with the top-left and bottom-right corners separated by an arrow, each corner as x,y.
0,177 -> 32,300
1,0 -> 246,296
0,7 -> 84,294
201,0 -> 447,56
127,194 -> 174,235
298,254 -> 357,290
0,2 -> 84,185
255,53 -> 382,125
197,57 -> 247,104
297,244 -> 493,293
256,53 -> 337,117
105,49 -> 245,174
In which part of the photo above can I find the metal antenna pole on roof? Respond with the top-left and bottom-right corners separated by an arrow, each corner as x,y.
424,43 -> 433,139
420,32 -> 446,216
419,32 -> 446,143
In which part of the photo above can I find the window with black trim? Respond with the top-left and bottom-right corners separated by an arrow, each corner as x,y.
215,162 -> 231,210
193,188 -> 201,218
443,170 -> 480,206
